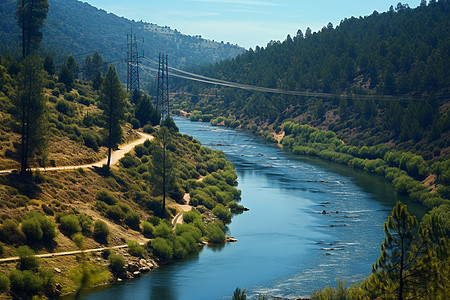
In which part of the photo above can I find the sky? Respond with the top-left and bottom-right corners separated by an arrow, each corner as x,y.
82,0 -> 422,49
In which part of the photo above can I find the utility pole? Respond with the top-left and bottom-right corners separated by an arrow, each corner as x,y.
126,29 -> 143,93
157,53 -> 170,121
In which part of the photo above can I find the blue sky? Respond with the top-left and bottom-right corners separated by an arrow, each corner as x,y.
83,0 -> 422,49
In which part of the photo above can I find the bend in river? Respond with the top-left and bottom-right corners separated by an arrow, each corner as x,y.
80,117 -> 421,300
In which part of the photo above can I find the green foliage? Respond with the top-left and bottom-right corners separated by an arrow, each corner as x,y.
0,219 -> 25,245
127,240 -> 144,257
105,204 -> 126,222
100,65 -> 126,168
233,287 -> 246,300
150,237 -> 173,261
70,262 -> 110,296
154,223 -> 174,239
212,204 -> 232,222
109,253 -> 125,276
0,273 -> 10,294
59,214 -> 82,236
370,202 -> 429,299
95,189 -> 117,205
13,55 -> 47,174
124,211 -> 140,230
22,212 -> 56,243
17,245 -> 39,271
16,0 -> 49,57
207,222 -> 226,243
183,210 -> 201,224
141,221 -> 155,238
311,280 -> 351,300
93,220 -> 109,243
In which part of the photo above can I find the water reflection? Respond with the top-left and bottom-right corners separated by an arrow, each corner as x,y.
80,118 -> 423,300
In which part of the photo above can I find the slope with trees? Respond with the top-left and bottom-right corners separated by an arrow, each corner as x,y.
172,1 -> 449,160
0,0 -> 244,69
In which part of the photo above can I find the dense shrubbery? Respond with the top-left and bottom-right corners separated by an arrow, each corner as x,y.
281,121 -> 449,210
59,214 -> 82,236
93,220 -> 109,243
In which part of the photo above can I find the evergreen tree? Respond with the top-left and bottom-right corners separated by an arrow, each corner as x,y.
135,94 -> 159,126
99,66 -> 126,169
13,55 -> 47,174
370,202 -> 430,300
151,127 -> 174,217
58,64 -> 73,89
16,0 -> 49,58
43,53 -> 54,75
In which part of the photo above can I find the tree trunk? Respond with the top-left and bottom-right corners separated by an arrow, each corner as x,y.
162,143 -> 166,216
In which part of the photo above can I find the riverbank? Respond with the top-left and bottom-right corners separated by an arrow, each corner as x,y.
180,113 -> 449,218
0,125 -> 244,299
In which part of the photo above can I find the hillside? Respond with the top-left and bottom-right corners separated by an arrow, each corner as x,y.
0,0 -> 244,68
0,54 -> 243,298
172,1 -> 450,161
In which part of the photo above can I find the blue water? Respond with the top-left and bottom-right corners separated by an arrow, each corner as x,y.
80,117 -> 416,299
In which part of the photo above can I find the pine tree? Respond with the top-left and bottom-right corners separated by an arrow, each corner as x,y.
370,202 -> 430,300
99,66 -> 126,169
151,127 -> 173,217
13,55 -> 47,174
16,0 -> 49,58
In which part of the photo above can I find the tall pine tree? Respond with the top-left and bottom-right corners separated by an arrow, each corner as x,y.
14,55 -> 47,174
16,0 -> 49,58
369,202 -> 430,300
99,66 -> 126,169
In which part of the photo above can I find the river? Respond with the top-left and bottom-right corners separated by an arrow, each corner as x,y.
80,117 -> 421,299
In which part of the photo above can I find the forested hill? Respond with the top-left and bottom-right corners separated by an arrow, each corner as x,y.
173,1 -> 450,161
0,0 -> 244,67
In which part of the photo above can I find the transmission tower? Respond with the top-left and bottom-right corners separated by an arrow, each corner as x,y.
126,29 -> 143,92
157,53 -> 170,121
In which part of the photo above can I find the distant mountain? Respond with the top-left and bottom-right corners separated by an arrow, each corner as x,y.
172,1 -> 450,160
0,0 -> 245,69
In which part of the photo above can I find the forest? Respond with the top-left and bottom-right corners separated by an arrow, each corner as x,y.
0,0 -> 244,73
172,0 -> 449,161
0,0 -> 245,298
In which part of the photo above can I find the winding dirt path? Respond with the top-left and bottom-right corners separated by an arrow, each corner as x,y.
0,132 -> 154,174
0,132 -> 153,262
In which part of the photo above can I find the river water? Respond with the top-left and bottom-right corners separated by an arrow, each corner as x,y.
80,117 -> 421,300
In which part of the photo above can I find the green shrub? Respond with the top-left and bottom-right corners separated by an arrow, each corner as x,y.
17,246 -> 39,271
0,219 -> 25,244
0,273 -> 10,294
212,204 -> 232,222
141,221 -> 155,238
127,241 -> 144,257
95,189 -> 117,205
93,220 -> 109,243
59,214 -> 81,236
21,218 -> 43,242
143,124 -> 155,134
56,99 -> 75,116
0,243 -> 3,257
106,205 -> 126,222
173,236 -> 188,259
154,223 -> 174,239
150,237 -> 173,260
228,201 -> 245,211
130,118 -> 140,129
124,211 -> 140,230
207,222 -> 225,243
109,253 -> 125,276
175,224 -> 202,243
78,214 -> 93,235
183,211 -> 201,223
82,131 -> 101,151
